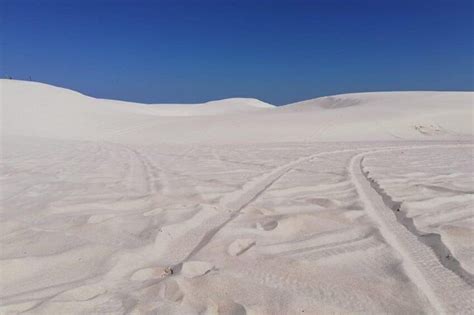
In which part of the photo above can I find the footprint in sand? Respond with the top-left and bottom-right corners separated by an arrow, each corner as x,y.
130,266 -> 167,281
256,219 -> 278,231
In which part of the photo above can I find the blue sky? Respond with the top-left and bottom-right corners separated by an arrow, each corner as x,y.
1,0 -> 473,105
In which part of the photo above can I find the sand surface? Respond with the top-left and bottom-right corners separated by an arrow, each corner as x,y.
1,80 -> 473,314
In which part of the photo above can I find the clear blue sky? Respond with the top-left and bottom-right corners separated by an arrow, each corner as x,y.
1,0 -> 473,105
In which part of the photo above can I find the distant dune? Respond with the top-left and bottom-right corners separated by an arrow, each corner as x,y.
1,79 -> 473,143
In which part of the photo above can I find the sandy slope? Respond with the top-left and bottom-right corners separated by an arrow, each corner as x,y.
1,80 -> 473,314
2,80 -> 473,143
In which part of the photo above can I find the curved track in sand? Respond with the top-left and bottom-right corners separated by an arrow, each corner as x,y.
350,146 -> 474,314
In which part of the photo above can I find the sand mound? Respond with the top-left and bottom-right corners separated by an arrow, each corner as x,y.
2,80 -> 472,143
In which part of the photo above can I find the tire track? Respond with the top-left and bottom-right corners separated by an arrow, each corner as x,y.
156,146 -> 402,268
362,159 -> 474,286
349,147 -> 474,314
154,149 -> 358,269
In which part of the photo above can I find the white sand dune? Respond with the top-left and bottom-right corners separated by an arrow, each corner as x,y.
2,80 -> 473,143
1,80 -> 473,314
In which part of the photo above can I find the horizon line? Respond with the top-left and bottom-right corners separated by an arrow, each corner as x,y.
2,77 -> 473,107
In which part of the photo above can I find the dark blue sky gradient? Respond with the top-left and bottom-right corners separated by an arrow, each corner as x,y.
1,0 -> 473,105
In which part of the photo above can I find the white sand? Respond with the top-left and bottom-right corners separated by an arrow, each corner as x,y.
0,80 -> 473,314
